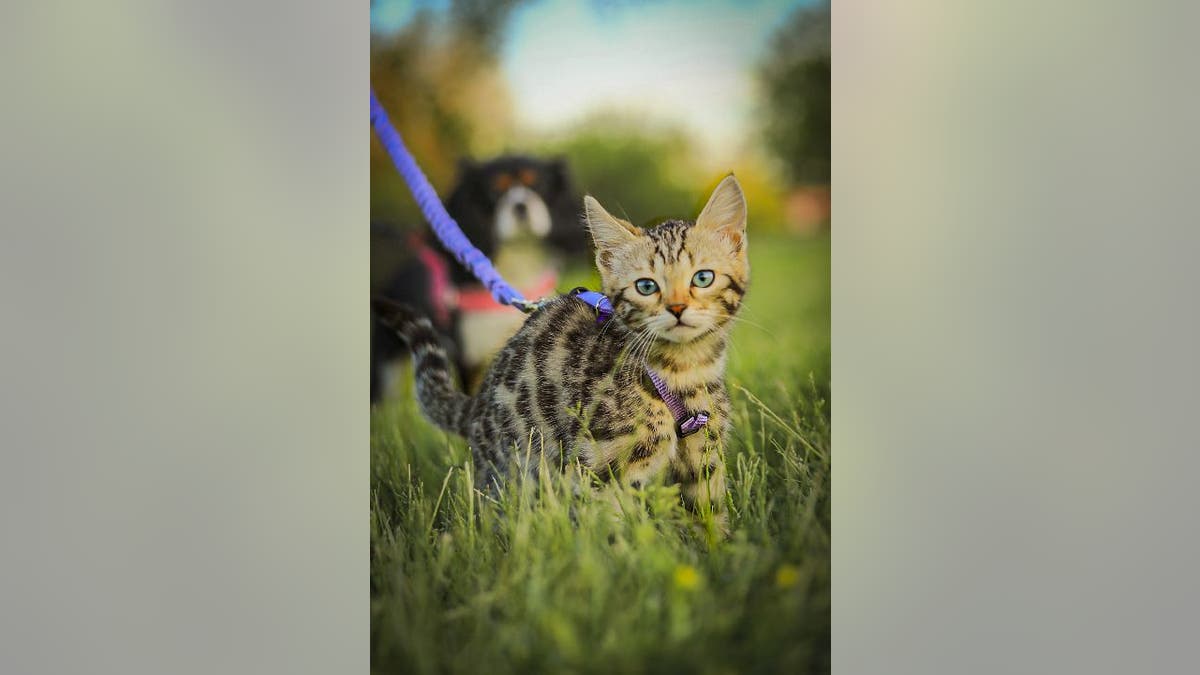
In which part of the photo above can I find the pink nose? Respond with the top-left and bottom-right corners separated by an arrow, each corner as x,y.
666,304 -> 687,318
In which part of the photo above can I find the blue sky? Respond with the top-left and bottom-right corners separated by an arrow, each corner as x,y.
372,0 -> 812,161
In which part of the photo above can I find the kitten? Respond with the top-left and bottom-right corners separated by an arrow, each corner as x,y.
373,175 -> 749,522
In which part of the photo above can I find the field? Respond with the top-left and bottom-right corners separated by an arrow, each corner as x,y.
371,232 -> 830,674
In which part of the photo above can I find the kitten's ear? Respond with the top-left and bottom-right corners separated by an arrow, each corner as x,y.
695,174 -> 748,250
584,195 -> 640,249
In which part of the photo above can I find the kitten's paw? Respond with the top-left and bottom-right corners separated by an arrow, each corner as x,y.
711,512 -> 730,539
689,511 -> 730,541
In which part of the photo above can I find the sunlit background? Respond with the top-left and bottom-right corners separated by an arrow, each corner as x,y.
370,2 -> 831,672
371,0 -> 829,238
7,2 -> 1195,674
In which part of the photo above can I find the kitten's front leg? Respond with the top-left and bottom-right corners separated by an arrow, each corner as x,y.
584,425 -> 674,524
670,427 -> 729,535
674,383 -> 731,527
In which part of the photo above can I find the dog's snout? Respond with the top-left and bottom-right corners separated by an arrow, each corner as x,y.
666,304 -> 687,318
513,202 -> 528,218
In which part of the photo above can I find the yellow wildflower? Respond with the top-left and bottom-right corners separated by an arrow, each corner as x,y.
775,564 -> 800,589
673,564 -> 701,590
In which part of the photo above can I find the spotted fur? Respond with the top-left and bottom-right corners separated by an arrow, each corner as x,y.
375,175 -> 749,522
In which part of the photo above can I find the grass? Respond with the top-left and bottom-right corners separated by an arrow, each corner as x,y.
371,232 -> 830,674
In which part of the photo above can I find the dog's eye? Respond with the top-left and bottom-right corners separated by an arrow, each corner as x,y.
691,270 -> 715,288
634,278 -> 659,296
492,174 -> 513,192
519,168 -> 538,186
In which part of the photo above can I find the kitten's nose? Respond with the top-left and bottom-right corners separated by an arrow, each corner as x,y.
666,304 -> 687,318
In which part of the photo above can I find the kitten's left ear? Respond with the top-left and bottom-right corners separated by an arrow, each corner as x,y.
584,195 -> 640,249
695,174 -> 748,250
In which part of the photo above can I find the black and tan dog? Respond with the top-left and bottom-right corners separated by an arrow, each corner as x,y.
371,155 -> 586,401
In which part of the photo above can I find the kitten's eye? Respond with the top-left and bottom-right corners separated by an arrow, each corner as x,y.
691,270 -> 715,288
634,278 -> 659,295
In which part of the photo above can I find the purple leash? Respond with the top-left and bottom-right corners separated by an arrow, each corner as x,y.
371,90 -> 536,312
570,289 -> 709,438
372,90 -> 706,437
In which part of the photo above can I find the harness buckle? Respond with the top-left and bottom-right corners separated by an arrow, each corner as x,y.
569,287 -> 614,324
677,411 -> 710,438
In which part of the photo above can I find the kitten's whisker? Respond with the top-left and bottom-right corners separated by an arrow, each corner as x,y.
629,328 -> 656,375
619,327 -> 653,375
598,312 -> 618,339
636,332 -> 654,369
636,331 -> 656,368
702,312 -> 774,336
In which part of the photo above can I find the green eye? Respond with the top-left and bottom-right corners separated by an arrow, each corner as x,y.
692,270 -> 715,288
634,278 -> 659,295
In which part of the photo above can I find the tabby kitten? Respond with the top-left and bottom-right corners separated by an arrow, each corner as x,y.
374,175 -> 749,520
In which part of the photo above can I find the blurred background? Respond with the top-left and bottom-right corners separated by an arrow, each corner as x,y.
370,3 -> 830,672
8,2 -> 1194,674
371,0 -> 830,250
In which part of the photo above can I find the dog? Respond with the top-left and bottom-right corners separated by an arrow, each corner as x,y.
371,155 -> 586,402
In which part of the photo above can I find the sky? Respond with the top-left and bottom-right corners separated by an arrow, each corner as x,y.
372,0 -> 813,161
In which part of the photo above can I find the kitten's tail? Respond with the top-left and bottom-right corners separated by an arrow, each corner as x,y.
371,296 -> 470,434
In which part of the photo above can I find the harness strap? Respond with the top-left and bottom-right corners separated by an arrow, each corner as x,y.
644,369 -> 711,438
569,288 -> 709,438
409,235 -> 453,328
570,288 -> 614,324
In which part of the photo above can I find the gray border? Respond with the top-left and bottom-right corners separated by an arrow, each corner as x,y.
1,3 -> 366,673
833,2 -> 1200,673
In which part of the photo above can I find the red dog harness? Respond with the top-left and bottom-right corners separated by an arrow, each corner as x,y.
458,271 -> 558,313
411,234 -> 559,325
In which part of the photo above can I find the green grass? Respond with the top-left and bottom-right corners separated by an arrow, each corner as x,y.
371,232 -> 830,674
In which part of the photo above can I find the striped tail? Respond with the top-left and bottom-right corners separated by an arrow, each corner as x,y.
371,296 -> 470,434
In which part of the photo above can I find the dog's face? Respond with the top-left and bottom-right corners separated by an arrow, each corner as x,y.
486,158 -> 558,241
449,156 -> 577,247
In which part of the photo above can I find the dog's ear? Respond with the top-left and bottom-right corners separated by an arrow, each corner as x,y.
455,157 -> 476,179
545,156 -> 571,192
444,157 -> 496,260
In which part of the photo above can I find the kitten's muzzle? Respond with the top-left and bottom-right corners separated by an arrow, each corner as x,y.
666,303 -> 687,318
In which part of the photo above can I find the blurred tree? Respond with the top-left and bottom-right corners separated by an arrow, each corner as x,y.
447,0 -> 528,55
370,1 -> 531,224
536,113 -> 699,228
758,2 -> 830,185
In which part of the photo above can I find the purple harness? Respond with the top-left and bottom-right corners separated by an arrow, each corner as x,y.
570,288 -> 710,439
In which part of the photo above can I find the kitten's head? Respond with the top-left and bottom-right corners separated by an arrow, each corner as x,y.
584,175 -> 749,344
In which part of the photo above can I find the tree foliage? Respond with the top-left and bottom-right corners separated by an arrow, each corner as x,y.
536,113 -> 700,228
758,2 -> 830,185
370,1 -> 531,223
